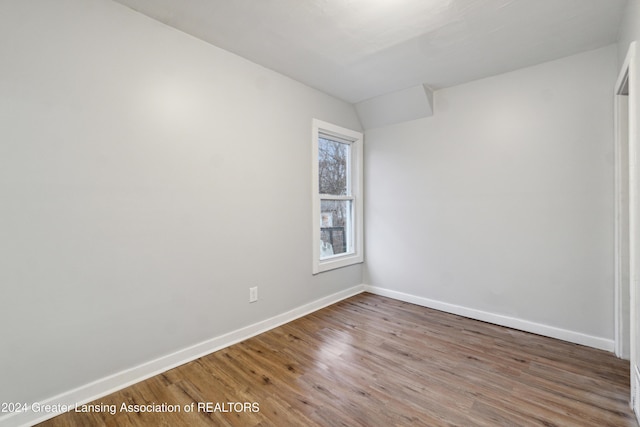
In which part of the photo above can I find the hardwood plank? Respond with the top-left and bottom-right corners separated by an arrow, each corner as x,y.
36,293 -> 637,426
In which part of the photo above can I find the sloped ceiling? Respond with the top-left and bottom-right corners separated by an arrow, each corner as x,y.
112,0 -> 627,103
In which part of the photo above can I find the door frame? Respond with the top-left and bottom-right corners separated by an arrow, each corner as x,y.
615,41 -> 638,411
615,46 -> 632,360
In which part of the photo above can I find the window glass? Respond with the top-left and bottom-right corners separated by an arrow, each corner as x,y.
318,137 -> 349,195
320,199 -> 352,258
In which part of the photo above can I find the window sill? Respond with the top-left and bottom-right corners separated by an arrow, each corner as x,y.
313,253 -> 363,274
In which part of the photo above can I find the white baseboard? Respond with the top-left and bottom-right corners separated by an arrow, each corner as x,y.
0,285 -> 365,427
364,285 -> 614,352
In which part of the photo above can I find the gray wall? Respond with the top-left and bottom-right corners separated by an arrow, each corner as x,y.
618,0 -> 640,66
364,45 -> 618,344
0,0 -> 362,405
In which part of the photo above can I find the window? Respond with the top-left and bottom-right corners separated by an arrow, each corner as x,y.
312,119 -> 363,274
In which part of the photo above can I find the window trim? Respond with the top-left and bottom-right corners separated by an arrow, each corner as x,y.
312,119 -> 364,274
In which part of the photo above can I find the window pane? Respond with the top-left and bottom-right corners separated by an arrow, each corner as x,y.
318,137 -> 349,195
320,199 -> 352,258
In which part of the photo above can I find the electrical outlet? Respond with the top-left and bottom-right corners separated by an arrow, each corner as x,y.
249,286 -> 258,303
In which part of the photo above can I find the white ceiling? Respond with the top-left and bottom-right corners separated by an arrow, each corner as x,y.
112,0 -> 627,103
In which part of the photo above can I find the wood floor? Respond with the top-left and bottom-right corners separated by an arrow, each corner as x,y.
38,293 -> 636,426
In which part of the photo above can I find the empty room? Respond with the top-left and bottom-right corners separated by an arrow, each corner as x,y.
2,0 -> 640,425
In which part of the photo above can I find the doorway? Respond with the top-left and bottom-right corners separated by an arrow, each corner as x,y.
615,60 -> 630,360
615,41 -> 638,417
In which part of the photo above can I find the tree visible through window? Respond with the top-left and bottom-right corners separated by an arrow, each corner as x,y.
319,137 -> 348,195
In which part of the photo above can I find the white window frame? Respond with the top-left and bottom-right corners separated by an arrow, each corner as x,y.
312,119 -> 364,274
